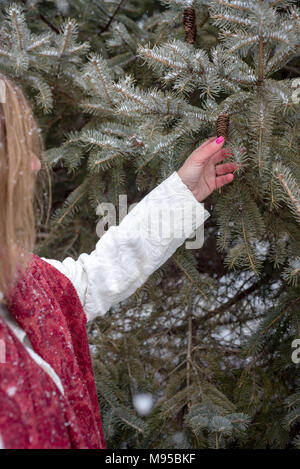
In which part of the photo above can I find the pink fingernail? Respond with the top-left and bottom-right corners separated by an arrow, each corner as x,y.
216,136 -> 224,144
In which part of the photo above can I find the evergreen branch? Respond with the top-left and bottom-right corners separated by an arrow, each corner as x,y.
103,395 -> 145,434
285,408 -> 300,427
80,102 -> 116,115
108,22 -> 137,55
19,0 -> 59,32
258,22 -> 264,86
246,295 -> 300,360
262,32 -> 290,45
167,44 -> 193,72
270,0 -> 292,7
257,106 -> 264,171
241,218 -> 257,273
91,57 -> 114,107
100,0 -> 127,34
60,19 -> 73,57
136,119 -> 192,172
200,276 -> 267,323
90,153 -> 123,170
253,308 -> 288,346
172,257 -> 209,300
139,45 -> 188,72
277,173 -> 300,221
12,7 -> 23,51
56,192 -> 88,225
75,132 -> 123,150
26,74 -> 53,113
86,73 -> 100,95
213,0 -> 252,12
113,83 -> 154,112
161,385 -> 195,417
68,43 -> 91,54
211,13 -> 252,27
282,258 -> 300,286
39,14 -> 60,34
135,152 -> 158,172
228,36 -> 259,53
52,181 -> 90,226
153,11 -> 183,46
266,45 -> 298,75
226,244 -> 243,269
26,35 -> 51,52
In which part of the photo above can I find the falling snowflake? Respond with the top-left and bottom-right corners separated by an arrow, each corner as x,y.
133,393 -> 153,416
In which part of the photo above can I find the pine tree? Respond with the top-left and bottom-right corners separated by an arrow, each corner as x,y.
0,0 -> 299,448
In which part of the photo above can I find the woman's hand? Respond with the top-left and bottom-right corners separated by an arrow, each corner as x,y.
177,136 -> 238,203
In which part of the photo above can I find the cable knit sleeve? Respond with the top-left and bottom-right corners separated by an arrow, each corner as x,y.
42,171 -> 210,323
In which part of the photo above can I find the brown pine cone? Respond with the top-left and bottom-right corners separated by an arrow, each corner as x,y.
216,112 -> 230,140
183,7 -> 197,44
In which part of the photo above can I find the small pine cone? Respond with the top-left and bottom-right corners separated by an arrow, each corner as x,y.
216,112 -> 230,140
183,7 -> 197,44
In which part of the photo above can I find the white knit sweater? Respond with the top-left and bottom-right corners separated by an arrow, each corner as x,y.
0,171 -> 210,401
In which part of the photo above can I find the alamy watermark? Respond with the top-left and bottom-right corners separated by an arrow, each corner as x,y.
0,79 -> 6,103
0,339 -> 5,364
291,78 -> 300,104
291,339 -> 300,365
96,196 -> 207,250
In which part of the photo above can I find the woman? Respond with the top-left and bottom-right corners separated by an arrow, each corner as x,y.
0,75 -> 237,449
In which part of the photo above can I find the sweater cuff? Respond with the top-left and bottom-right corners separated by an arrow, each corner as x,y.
163,171 -> 210,239
173,170 -> 210,215
124,171 -> 210,245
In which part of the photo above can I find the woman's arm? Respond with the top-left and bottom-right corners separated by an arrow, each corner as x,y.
43,136 -> 237,323
43,171 -> 210,322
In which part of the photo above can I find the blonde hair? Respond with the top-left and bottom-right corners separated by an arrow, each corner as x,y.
0,74 -> 50,304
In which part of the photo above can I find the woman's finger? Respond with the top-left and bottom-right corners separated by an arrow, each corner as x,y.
212,148 -> 233,164
200,137 -> 225,162
197,135 -> 218,150
216,162 -> 238,176
190,137 -> 217,159
194,136 -> 226,162
215,173 -> 234,189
